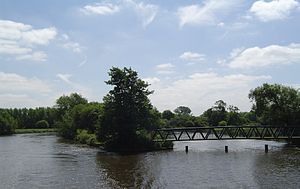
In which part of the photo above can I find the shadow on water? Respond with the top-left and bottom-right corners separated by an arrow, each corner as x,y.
96,151 -> 157,188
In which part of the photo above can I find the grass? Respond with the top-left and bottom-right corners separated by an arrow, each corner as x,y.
14,128 -> 57,134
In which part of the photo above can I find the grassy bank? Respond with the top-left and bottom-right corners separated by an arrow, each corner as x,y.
15,128 -> 57,134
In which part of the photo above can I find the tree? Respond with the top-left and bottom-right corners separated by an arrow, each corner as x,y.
0,111 -> 16,135
249,83 -> 300,126
55,94 -> 89,139
202,100 -> 228,126
174,106 -> 192,116
35,120 -> 49,129
55,93 -> 88,120
97,67 -> 156,149
227,105 -> 243,126
72,103 -> 103,133
162,110 -> 175,120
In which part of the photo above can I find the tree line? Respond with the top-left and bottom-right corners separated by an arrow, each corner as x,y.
1,67 -> 300,149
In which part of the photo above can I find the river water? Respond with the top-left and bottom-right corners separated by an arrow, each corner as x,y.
0,133 -> 299,189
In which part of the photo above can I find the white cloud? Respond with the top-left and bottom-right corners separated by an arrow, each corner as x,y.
156,63 -> 174,69
81,3 -> 120,15
0,72 -> 52,93
0,72 -> 52,108
0,94 -> 39,108
148,72 -> 271,114
78,56 -> 87,67
61,34 -> 84,53
81,1 -> 159,27
0,20 -> 57,61
143,77 -> 160,85
155,63 -> 175,74
0,40 -> 32,55
22,27 -> 57,45
63,41 -> 83,53
56,74 -> 93,98
16,51 -> 47,62
56,74 -> 72,84
250,0 -> 300,22
60,34 -> 86,66
177,0 -> 241,27
180,52 -> 206,62
228,44 -> 300,69
126,0 -> 159,27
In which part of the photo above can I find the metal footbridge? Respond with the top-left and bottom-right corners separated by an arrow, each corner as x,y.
152,126 -> 300,142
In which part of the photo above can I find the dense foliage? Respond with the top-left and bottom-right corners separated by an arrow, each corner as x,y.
97,67 -> 161,150
0,111 -> 16,135
249,83 -> 300,126
55,94 -> 103,142
0,107 -> 56,129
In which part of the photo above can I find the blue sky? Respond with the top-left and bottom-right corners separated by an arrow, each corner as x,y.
1,0 -> 300,114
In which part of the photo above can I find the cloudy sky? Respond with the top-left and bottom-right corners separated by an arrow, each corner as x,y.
1,0 -> 300,114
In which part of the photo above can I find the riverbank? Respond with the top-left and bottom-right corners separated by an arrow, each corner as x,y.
14,128 -> 57,134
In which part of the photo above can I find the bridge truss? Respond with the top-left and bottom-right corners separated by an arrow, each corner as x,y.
152,126 -> 300,142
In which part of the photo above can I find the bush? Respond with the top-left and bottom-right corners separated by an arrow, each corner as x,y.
0,111 -> 16,135
218,120 -> 227,126
35,120 -> 49,128
56,113 -> 76,139
75,129 -> 97,145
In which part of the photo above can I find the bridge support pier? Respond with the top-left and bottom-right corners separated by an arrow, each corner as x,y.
265,144 -> 268,153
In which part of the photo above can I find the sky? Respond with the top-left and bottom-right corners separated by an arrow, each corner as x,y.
1,0 -> 300,115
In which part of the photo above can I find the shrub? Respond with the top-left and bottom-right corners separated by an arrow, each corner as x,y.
0,111 -> 16,135
218,120 -> 227,126
75,129 -> 97,145
35,120 -> 49,128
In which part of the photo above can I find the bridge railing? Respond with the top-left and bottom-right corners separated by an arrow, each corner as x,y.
152,126 -> 300,142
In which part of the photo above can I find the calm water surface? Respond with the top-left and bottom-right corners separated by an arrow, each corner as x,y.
0,133 -> 299,189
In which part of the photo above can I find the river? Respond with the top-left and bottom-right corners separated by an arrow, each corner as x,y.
0,133 -> 299,189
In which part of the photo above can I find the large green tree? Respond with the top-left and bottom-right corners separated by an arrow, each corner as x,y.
55,93 -> 89,139
249,83 -> 300,126
55,93 -> 88,119
97,67 -> 156,149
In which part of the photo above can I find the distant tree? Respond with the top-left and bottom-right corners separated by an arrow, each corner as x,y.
240,111 -> 259,125
203,100 -> 228,126
227,105 -> 242,125
97,67 -> 157,149
55,93 -> 88,119
73,103 -> 103,133
218,120 -> 227,126
0,111 -> 16,135
193,116 -> 209,127
56,111 -> 76,139
162,110 -> 175,120
55,94 -> 90,139
213,100 -> 227,112
174,106 -> 192,116
35,120 -> 49,129
249,83 -> 300,126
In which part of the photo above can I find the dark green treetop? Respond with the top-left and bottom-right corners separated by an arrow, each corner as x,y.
98,67 -> 156,149
249,83 -> 300,126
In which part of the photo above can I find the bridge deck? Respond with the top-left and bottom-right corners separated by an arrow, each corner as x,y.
152,126 -> 300,142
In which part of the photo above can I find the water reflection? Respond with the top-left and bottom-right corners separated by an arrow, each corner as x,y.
96,152 -> 156,188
